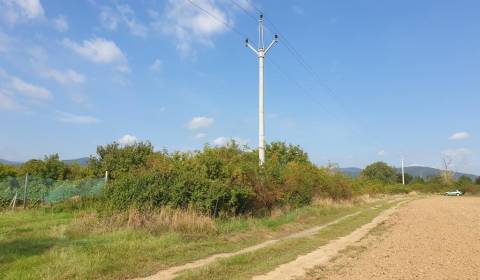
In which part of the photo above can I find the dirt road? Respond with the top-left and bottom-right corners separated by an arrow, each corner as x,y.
134,210 -> 368,280
305,196 -> 480,280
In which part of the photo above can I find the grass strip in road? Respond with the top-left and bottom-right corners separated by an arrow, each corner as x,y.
174,201 -> 400,280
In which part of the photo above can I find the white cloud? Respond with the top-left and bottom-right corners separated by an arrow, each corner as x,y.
231,0 -> 253,11
0,90 -> 21,111
100,7 -> 119,30
213,136 -> 228,146
0,69 -> 52,110
11,76 -> 51,100
377,149 -> 385,156
53,15 -> 68,32
195,132 -> 207,139
26,46 -> 86,85
1,0 -> 44,25
56,111 -> 100,124
12,0 -> 43,18
43,68 -> 85,84
158,0 -> 235,55
118,134 -> 138,146
100,4 -> 147,38
188,116 -> 214,130
63,37 -> 129,71
407,163 -> 425,167
212,136 -> 248,147
150,58 -> 162,71
449,132 -> 470,141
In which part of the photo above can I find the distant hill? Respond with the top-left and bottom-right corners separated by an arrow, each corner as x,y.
336,167 -> 362,178
63,157 -> 90,166
0,157 -> 90,166
0,159 -> 22,166
338,166 -> 478,181
397,166 -> 478,181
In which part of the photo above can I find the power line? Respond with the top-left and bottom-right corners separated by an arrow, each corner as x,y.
187,0 -> 353,125
228,0 -> 364,124
227,2 -> 341,94
266,56 -> 345,124
263,16 -> 361,122
226,1 -> 352,125
185,0 -> 249,39
229,1 -> 360,117
227,0 -> 259,22
189,0 -> 388,157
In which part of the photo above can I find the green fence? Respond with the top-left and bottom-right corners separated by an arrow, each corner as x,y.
0,176 -> 105,207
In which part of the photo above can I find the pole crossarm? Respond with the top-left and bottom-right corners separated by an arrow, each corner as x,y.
265,35 -> 278,55
245,39 -> 258,55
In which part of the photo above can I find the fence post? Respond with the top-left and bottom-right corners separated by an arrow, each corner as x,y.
23,173 -> 29,209
104,170 -> 108,185
10,190 -> 18,210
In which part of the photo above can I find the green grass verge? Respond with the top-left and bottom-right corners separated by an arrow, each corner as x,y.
0,199 -> 393,280
175,201 -> 399,280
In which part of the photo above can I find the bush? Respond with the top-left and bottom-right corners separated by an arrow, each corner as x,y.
386,184 -> 411,194
279,162 -> 316,207
105,164 -> 255,216
102,141 -> 357,215
360,162 -> 397,184
459,184 -> 480,195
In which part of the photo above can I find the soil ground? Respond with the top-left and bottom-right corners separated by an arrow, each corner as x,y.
303,196 -> 480,280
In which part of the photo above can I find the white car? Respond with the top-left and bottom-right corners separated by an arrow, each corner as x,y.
444,190 -> 463,196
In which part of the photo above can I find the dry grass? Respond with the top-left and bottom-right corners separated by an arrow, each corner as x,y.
66,207 -> 216,237
312,198 -> 354,208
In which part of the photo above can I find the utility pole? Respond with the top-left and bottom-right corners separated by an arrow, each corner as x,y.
401,157 -> 405,185
245,14 -> 278,166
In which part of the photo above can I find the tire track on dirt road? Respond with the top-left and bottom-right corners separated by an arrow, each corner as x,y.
133,199 -> 403,280
252,199 -> 410,280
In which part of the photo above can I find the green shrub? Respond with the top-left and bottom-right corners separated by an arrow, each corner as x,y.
386,184 -> 411,194
101,141 -> 357,215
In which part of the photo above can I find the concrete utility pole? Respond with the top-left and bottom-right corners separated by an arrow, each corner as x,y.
401,157 -> 405,185
245,14 -> 278,166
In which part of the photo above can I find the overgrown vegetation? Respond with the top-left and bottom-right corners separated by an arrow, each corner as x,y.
99,141 -> 357,215
2,140 -> 479,213
4,139 -> 472,279
0,196 -> 387,280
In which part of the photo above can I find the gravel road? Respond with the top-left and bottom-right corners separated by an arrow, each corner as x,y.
306,196 -> 480,280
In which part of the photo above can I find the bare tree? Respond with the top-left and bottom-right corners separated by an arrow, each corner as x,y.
441,157 -> 454,184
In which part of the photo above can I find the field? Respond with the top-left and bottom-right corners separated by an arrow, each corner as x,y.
0,196 -> 397,280
303,196 -> 480,280
4,195 -> 480,280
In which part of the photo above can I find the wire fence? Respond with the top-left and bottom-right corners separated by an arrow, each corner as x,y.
0,175 -> 105,208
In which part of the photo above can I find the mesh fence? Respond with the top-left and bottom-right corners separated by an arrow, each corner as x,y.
0,176 -> 105,207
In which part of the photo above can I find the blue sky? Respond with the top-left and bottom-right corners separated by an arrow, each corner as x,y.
0,0 -> 478,174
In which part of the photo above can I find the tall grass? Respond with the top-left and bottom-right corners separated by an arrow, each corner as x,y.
66,207 -> 216,237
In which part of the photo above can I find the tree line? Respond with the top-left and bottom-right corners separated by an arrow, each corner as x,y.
1,141 -> 479,214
